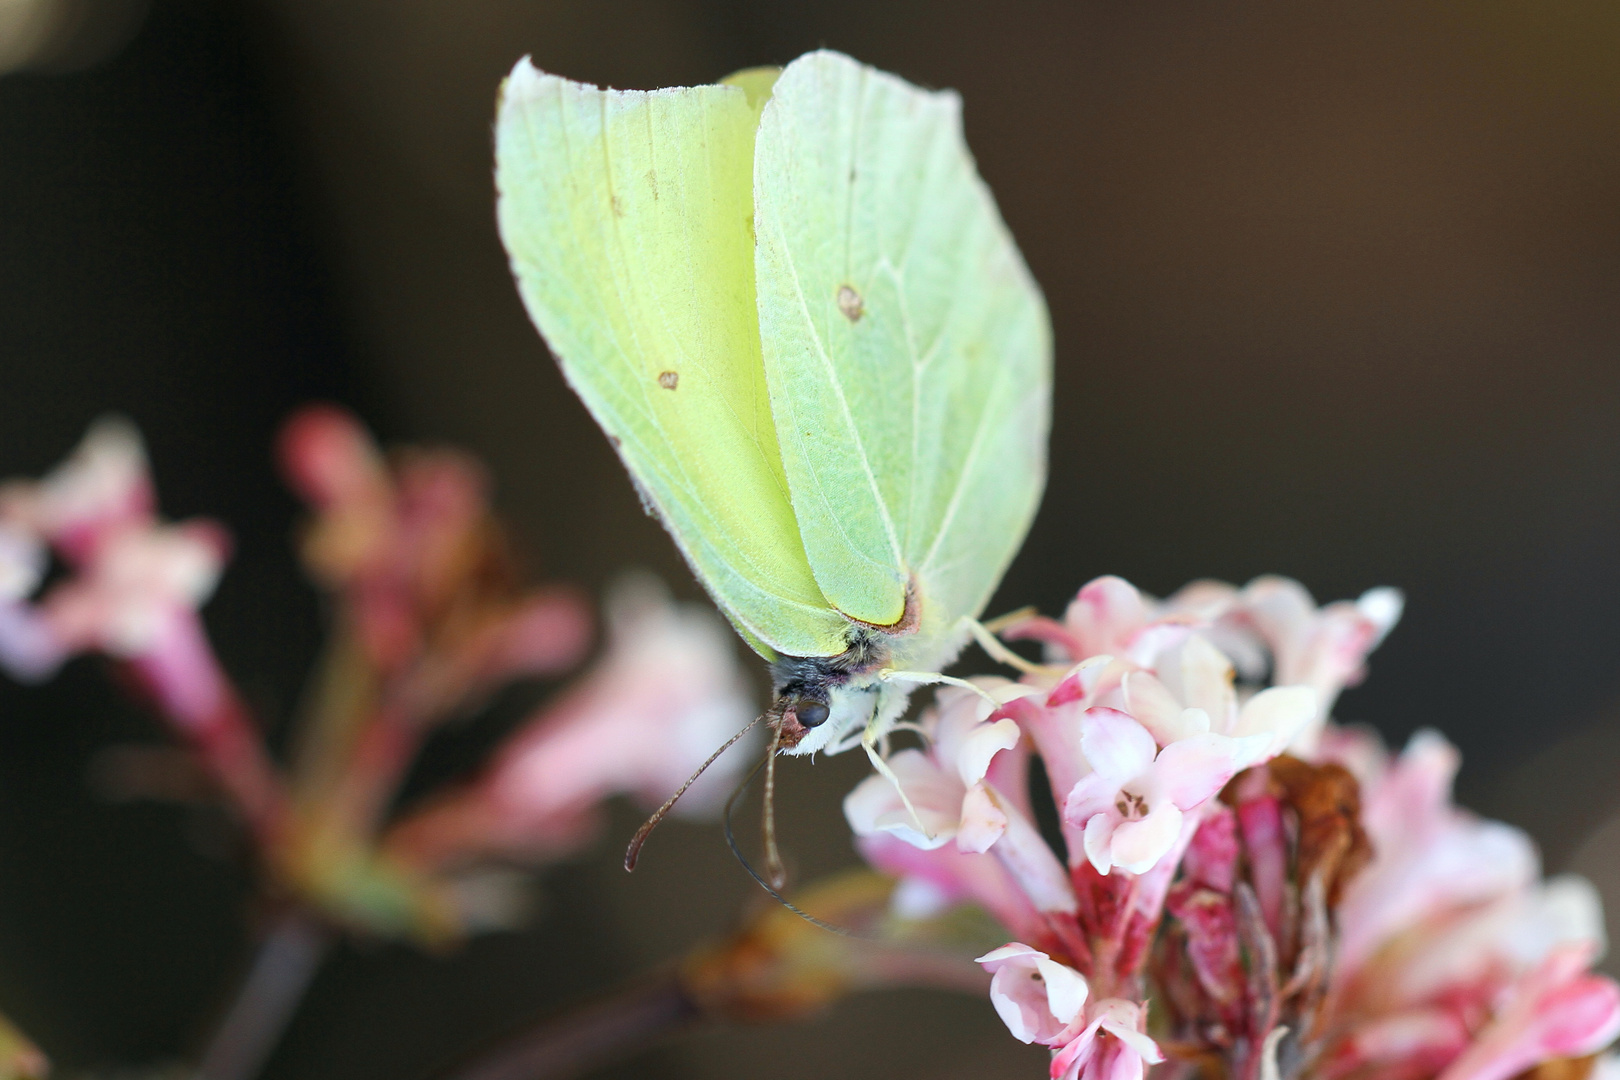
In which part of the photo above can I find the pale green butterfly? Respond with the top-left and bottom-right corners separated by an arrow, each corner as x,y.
494,50 -> 1051,865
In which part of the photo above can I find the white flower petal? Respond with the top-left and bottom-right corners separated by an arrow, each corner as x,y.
957,783 -> 1008,854
842,751 -> 959,849
1093,999 -> 1165,1063
1111,801 -> 1183,874
977,944 -> 1066,1044
1084,811 -> 1118,875
1358,586 -> 1404,640
1234,684 -> 1317,749
0,524 -> 44,602
957,717 -> 1022,787
1178,633 -> 1236,727
1122,671 -> 1197,745
1035,955 -> 1090,1026
1064,770 -> 1121,826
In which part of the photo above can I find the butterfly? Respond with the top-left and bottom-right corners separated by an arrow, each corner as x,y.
494,49 -> 1050,870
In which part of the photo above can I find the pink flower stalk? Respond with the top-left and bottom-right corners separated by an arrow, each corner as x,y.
272,406 -> 594,862
848,573 -> 1616,1080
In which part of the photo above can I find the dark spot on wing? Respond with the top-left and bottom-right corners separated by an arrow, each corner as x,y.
610,195 -> 625,218
646,169 -> 658,199
658,371 -> 679,390
849,167 -> 857,183
837,284 -> 864,322
608,435 -> 622,448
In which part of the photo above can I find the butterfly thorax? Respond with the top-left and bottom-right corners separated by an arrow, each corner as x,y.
769,581 -> 968,756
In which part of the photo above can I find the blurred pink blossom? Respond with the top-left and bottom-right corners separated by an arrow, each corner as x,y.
384,574 -> 757,870
0,418 -> 229,678
0,408 -> 756,944
0,418 -> 282,836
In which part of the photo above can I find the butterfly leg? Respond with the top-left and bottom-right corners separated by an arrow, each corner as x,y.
860,721 -> 935,843
957,615 -> 1051,675
879,668 -> 1002,706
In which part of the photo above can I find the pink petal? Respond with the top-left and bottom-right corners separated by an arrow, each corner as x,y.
1001,614 -> 1087,664
1080,707 -> 1157,783
1050,1026 -> 1098,1080
1152,733 -> 1244,810
1065,770 -> 1123,827
1066,576 -> 1149,657
276,404 -> 390,511
1437,948 -> 1620,1080
995,789 -> 1080,913
976,943 -> 1082,1045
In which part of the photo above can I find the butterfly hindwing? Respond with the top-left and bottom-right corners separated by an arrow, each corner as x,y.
751,52 -> 1052,655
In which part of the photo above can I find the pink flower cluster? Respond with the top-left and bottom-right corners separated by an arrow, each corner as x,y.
0,411 -> 757,940
0,418 -> 283,835
848,575 -> 1619,1080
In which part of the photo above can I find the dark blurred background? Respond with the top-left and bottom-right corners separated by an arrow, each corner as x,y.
2,1 -> 1620,1076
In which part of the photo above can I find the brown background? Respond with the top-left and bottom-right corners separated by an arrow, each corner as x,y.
2,2 -> 1620,1077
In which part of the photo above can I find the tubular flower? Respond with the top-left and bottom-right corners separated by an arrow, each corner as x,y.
977,944 -> 1165,1080
844,680 -> 1030,852
0,418 -> 229,680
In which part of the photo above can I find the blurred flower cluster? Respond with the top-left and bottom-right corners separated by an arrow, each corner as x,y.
848,575 -> 1620,1080
0,409 -> 758,943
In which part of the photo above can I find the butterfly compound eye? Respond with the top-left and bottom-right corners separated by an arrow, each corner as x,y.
795,701 -> 830,728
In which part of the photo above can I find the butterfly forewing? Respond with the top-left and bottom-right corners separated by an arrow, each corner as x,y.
495,60 -> 849,659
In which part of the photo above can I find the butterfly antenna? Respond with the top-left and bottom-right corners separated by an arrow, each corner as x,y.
723,753 -> 861,938
761,722 -> 787,890
624,713 -> 763,872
